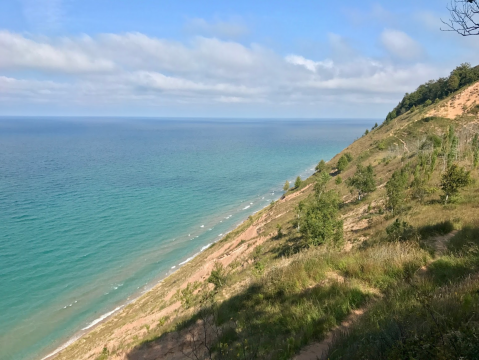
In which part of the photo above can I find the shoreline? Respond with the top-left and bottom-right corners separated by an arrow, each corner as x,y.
39,165 -> 317,360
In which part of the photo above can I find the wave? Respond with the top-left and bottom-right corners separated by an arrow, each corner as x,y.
40,334 -> 82,360
243,205 -> 250,210
81,305 -> 124,331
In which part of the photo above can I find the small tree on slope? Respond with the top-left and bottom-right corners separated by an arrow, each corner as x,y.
386,168 -> 409,214
299,190 -> 343,247
347,164 -> 376,200
440,164 -> 471,204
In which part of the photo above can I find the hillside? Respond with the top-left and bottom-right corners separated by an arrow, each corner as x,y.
55,68 -> 479,360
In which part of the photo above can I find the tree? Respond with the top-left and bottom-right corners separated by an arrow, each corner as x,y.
294,176 -> 302,188
314,171 -> 330,199
411,165 -> 428,203
424,99 -> 432,106
386,169 -> 409,214
440,164 -> 471,203
448,74 -> 460,91
283,180 -> 290,192
364,129 -> 369,136
315,159 -> 327,173
299,190 -> 343,247
347,164 -> 376,200
337,155 -> 349,173
443,0 -> 479,36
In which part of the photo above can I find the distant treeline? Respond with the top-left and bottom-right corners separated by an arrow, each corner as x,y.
384,63 -> 479,124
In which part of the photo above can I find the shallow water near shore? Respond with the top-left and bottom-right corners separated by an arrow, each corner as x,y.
0,117 -> 373,360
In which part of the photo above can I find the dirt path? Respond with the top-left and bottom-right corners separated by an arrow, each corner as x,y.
293,308 -> 366,360
294,229 -> 458,360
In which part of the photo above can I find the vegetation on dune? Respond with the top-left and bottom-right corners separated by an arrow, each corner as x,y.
384,63 -> 479,124
346,164 -> 376,201
64,64 -> 479,360
294,176 -> 302,189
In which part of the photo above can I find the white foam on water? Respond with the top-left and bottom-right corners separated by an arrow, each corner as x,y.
171,266 -> 176,269
218,234 -> 223,237
201,243 -> 211,252
179,256 -> 195,266
200,225 -> 204,228
243,205 -> 250,210
81,305 -> 124,331
40,334 -> 82,360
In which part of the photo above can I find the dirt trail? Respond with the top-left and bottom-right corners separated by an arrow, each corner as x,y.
293,308 -> 366,360
294,230 -> 458,360
431,230 -> 458,254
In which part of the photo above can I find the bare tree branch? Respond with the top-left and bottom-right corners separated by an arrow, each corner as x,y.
442,0 -> 479,36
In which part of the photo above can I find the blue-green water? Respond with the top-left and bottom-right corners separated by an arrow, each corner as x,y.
0,117 -> 373,360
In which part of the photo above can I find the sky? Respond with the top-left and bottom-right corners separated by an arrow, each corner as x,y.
0,0 -> 478,118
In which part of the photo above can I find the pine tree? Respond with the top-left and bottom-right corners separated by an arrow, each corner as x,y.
283,180 -> 290,192
294,176 -> 302,189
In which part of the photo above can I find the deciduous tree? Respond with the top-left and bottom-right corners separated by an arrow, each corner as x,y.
440,164 -> 471,203
346,164 -> 376,200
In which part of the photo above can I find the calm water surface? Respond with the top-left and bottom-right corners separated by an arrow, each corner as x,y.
0,117 -> 374,359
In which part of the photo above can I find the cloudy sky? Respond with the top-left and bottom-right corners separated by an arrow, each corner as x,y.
0,0 -> 477,118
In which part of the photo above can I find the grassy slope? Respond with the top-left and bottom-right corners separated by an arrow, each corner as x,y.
58,82 -> 479,360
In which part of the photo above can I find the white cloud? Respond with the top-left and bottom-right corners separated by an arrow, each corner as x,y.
380,29 -> 424,60
0,30 -> 446,115
285,55 -> 333,73
0,31 -> 115,73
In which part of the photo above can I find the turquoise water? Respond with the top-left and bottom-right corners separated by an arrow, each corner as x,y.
0,118 -> 373,360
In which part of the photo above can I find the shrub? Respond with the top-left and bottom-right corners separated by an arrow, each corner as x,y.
337,155 -> 349,172
335,176 -> 342,185
208,263 -> 228,290
386,219 -> 415,242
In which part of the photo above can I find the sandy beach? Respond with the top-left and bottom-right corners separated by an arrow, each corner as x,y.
47,184 -> 314,360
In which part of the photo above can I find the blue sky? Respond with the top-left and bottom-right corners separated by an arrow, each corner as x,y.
0,0 -> 477,118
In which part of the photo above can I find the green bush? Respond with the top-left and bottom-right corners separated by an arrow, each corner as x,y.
208,262 -> 228,290
386,219 -> 416,242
